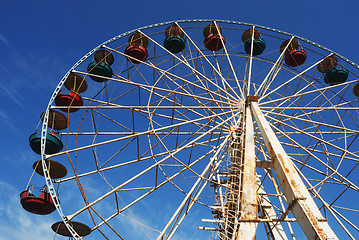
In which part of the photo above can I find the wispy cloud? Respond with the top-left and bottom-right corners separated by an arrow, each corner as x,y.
0,82 -> 24,109
0,42 -> 64,98
0,33 -> 10,46
0,181 -> 56,240
0,109 -> 20,134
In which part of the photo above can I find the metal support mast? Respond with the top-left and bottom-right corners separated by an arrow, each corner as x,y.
222,98 -> 258,240
250,99 -> 338,240
235,103 -> 258,239
208,97 -> 338,239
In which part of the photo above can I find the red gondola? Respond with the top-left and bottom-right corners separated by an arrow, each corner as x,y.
285,49 -> 307,67
20,189 -> 56,215
125,33 -> 149,64
124,45 -> 149,64
279,39 -> 299,54
55,91 -> 83,113
204,33 -> 225,51
203,23 -> 225,51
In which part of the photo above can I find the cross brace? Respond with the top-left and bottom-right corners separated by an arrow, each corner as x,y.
250,101 -> 338,240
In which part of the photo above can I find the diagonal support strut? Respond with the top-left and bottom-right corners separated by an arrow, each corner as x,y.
250,99 -> 338,240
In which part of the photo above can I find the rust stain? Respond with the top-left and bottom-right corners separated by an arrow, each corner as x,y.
276,153 -> 327,239
246,95 -> 259,102
277,153 -> 303,195
301,203 -> 328,239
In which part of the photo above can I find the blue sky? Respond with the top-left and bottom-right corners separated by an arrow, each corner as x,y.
1,0 -> 359,239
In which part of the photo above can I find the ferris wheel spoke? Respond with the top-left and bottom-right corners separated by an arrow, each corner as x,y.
331,205 -> 359,230
142,71 -> 234,114
256,122 -> 346,183
148,121 -> 215,164
143,77 -> 232,128
120,61 -> 237,107
268,121 -> 359,192
329,207 -> 359,239
295,165 -> 359,239
73,113 -> 227,167
81,89 -> 233,129
259,77 -> 359,109
157,129 -> 234,240
57,107 -> 233,138
298,142 -> 359,163
265,114 -> 359,163
88,206 -> 126,239
165,176 -> 212,239
149,126 -> 226,181
283,136 -> 359,171
272,81 -> 322,118
271,106 -> 356,131
137,30 -> 239,102
65,111 -> 240,221
212,21 -> 244,98
243,26 -> 257,96
76,155 -> 222,237
297,86 -> 352,123
150,110 -> 231,134
152,120 -> 217,152
175,22 -> 242,100
213,54 -> 234,102
144,101 -> 233,135
156,61 -> 226,113
56,134 -> 226,185
254,137 -> 338,184
260,78 -> 319,122
91,142 -> 219,233
256,36 -> 294,97
278,146 -> 345,187
214,57 -> 244,125
262,109 -> 359,135
260,56 -> 328,101
145,73 -> 236,129
76,69 -> 235,106
266,92 -> 341,127
269,128 -> 332,174
47,109 -> 235,159
260,106 -> 359,111
107,41 -> 239,105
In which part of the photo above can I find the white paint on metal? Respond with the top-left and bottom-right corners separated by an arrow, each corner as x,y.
250,101 -> 338,240
257,177 -> 289,240
236,105 -> 258,239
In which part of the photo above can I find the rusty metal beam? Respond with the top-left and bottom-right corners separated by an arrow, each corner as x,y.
236,105 -> 258,239
250,101 -> 338,240
257,178 -> 289,240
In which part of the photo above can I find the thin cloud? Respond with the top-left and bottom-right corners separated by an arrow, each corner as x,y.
0,181 -> 56,240
0,83 -> 24,109
0,109 -> 20,134
0,33 -> 10,46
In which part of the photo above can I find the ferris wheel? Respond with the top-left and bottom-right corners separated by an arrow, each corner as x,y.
21,19 -> 359,239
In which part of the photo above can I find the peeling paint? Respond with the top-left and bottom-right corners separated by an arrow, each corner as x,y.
250,101 -> 337,240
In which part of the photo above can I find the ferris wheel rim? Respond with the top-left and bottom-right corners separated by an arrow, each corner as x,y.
35,19 -> 359,239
